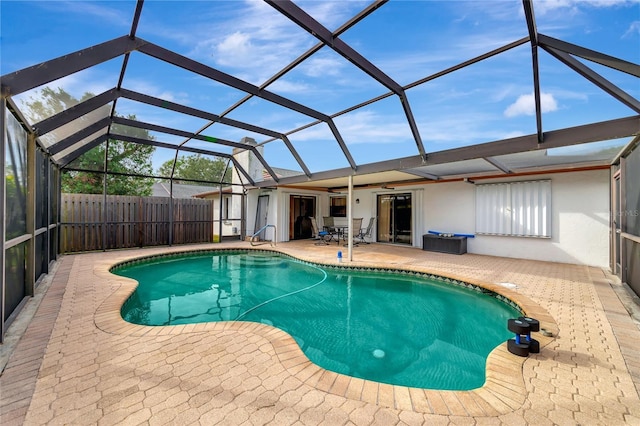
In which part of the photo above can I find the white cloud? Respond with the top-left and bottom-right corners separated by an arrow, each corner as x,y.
183,0 -> 371,85
294,0 -> 369,30
491,85 -> 521,103
285,106 -> 538,152
533,0 -> 637,16
623,21 -> 640,38
504,92 -> 558,117
184,2 -> 311,82
502,130 -> 527,139
302,56 -> 344,78
290,110 -> 410,144
125,79 -> 190,105
268,79 -> 310,95
69,2 -> 130,26
418,112 -> 514,145
191,2 -> 307,77
336,110 -> 411,144
216,32 -> 254,64
289,122 -> 334,141
533,0 -> 578,16
39,1 -> 130,28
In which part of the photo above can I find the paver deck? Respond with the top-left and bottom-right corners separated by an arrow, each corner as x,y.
1,241 -> 639,425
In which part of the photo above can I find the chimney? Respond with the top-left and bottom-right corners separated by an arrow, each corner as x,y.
232,137 -> 264,184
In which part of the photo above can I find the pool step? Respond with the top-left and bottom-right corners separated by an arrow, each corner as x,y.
226,253 -> 284,268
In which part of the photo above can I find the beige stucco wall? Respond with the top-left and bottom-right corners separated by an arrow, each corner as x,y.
248,169 -> 610,267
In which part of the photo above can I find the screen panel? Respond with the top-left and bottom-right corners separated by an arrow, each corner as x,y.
35,149 -> 48,230
625,239 -> 640,298
624,143 -> 640,237
4,242 -> 27,321
5,109 -> 28,240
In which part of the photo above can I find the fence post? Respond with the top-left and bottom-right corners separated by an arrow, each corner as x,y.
138,196 -> 143,247
169,181 -> 173,246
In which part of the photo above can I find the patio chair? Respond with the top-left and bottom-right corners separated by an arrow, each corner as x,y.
310,217 -> 330,245
341,218 -> 363,245
356,217 -> 375,244
322,216 -> 339,243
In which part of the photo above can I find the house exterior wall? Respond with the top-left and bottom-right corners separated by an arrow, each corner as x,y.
245,189 -> 279,239
410,169 -> 608,267
245,191 -> 258,237
275,188 -> 328,241
196,192 -> 236,238
245,169 -> 610,267
418,169 -> 610,267
461,170 -> 609,267
235,137 -> 271,239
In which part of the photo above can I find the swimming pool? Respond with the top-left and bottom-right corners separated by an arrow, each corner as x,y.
115,250 -> 521,390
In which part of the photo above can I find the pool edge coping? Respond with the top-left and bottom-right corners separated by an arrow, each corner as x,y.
94,245 -> 558,416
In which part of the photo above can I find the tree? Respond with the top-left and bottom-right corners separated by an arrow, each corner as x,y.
62,138 -> 155,195
22,87 -> 155,195
157,154 -> 231,184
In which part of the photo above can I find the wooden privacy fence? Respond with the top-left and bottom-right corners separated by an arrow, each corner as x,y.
60,194 -> 214,253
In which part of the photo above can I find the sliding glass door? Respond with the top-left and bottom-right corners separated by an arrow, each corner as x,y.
289,195 -> 316,240
377,193 -> 412,244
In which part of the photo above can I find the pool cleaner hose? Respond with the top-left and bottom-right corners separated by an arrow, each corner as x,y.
233,261 -> 328,321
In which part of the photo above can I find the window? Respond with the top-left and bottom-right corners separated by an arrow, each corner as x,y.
222,195 -> 231,220
476,180 -> 551,238
330,196 -> 346,217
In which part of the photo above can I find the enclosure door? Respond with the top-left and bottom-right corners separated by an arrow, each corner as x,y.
613,173 -> 622,276
289,196 -> 316,240
254,195 -> 269,240
377,193 -> 412,244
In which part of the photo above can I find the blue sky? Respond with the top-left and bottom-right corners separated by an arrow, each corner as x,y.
1,0 -> 639,176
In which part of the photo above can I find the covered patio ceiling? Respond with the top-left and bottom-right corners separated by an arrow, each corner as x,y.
1,0 -> 638,190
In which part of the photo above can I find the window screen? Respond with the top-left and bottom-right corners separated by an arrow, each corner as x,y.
476,180 -> 551,238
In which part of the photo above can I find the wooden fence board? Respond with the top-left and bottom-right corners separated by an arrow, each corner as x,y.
60,194 -> 214,253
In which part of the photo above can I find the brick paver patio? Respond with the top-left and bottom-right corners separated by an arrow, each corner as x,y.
1,241 -> 639,425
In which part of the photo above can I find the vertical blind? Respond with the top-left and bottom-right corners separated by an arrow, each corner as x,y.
476,180 -> 551,237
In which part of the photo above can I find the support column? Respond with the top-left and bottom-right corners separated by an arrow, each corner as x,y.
169,179 -> 174,246
0,99 -> 7,342
102,139 -> 109,251
218,183 -> 223,242
347,175 -> 353,261
26,132 -> 36,296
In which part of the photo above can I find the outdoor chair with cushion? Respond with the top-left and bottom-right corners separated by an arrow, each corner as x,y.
310,217 -> 331,245
322,216 -> 339,243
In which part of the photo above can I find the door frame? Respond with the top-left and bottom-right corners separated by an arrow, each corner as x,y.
254,195 -> 269,241
288,194 -> 317,240
612,170 -> 622,277
376,192 -> 413,245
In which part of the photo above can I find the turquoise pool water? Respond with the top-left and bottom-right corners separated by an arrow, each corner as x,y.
115,250 -> 520,390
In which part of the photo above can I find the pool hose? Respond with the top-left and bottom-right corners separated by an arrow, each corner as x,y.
233,260 -> 328,322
